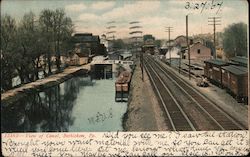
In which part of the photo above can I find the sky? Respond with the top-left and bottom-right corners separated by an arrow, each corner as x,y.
1,0 -> 248,39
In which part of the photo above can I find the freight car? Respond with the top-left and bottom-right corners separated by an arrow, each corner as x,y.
221,65 -> 248,103
115,71 -> 132,102
204,59 -> 228,86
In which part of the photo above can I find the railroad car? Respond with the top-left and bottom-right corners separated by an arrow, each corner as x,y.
221,65 -> 248,103
115,71 -> 132,102
229,56 -> 248,67
204,59 -> 228,86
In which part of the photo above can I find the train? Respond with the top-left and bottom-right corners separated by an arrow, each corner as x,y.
204,57 -> 248,103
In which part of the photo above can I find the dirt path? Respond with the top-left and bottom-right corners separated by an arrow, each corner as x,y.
123,61 -> 168,131
1,64 -> 90,105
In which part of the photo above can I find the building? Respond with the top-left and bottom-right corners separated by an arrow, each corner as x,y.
100,34 -> 113,52
174,35 -> 192,48
186,42 -> 212,61
216,46 -> 225,59
142,39 -> 155,54
166,40 -> 175,47
108,51 -> 124,60
143,34 -> 155,41
72,33 -> 107,56
67,52 -> 89,66
193,37 -> 205,45
165,47 -> 181,59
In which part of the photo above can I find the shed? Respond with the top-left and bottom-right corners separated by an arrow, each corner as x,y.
221,65 -> 248,102
204,59 -> 228,85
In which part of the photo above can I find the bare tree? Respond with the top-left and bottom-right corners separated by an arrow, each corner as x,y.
15,12 -> 42,83
39,9 -> 54,75
1,15 -> 17,91
1,9 -> 74,92
52,9 -> 74,71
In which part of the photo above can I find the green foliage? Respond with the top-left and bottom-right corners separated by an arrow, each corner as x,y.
223,23 -> 247,58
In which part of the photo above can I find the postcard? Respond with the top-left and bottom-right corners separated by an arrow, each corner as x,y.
1,0 -> 249,156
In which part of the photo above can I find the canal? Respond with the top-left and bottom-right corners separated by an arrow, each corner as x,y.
2,75 -> 127,132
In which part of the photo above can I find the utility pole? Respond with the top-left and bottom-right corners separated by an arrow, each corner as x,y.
178,48 -> 182,74
129,21 -> 143,81
106,21 -> 116,52
186,15 -> 191,80
208,17 -> 221,59
165,27 -> 173,66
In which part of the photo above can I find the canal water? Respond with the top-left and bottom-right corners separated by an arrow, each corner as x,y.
2,76 -> 127,132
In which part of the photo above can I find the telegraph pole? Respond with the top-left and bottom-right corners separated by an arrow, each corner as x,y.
178,47 -> 182,74
186,15 -> 191,80
106,21 -> 116,52
208,17 -> 221,59
129,21 -> 143,58
165,27 -> 173,66
129,21 -> 143,81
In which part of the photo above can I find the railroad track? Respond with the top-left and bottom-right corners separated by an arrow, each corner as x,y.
144,56 -> 196,131
144,55 -> 247,130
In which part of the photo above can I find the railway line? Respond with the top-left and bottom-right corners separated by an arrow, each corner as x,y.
144,55 -> 247,131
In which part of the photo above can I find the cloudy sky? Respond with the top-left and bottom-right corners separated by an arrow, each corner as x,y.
1,0 -> 248,39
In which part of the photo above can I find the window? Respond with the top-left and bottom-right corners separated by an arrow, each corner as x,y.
197,49 -> 201,54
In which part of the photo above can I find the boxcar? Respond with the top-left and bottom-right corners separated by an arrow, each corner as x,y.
204,59 -> 228,86
221,67 -> 230,89
230,56 -> 248,67
221,65 -> 248,102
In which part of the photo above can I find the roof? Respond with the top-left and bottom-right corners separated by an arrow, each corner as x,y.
175,35 -> 186,40
76,53 -> 88,57
230,56 -> 248,66
204,59 -> 227,66
142,44 -> 155,48
74,33 -> 93,37
108,50 -> 120,55
74,34 -> 100,42
222,65 -> 248,76
190,42 -> 208,49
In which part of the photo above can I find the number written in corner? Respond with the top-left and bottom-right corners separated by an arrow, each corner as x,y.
184,0 -> 223,14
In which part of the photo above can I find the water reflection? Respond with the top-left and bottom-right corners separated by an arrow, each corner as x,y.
1,77 -> 95,132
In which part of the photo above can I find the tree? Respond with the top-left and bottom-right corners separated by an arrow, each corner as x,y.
39,9 -> 54,75
223,23 -> 247,58
1,9 -> 74,92
1,15 -> 17,91
52,9 -> 74,71
15,12 -> 44,83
